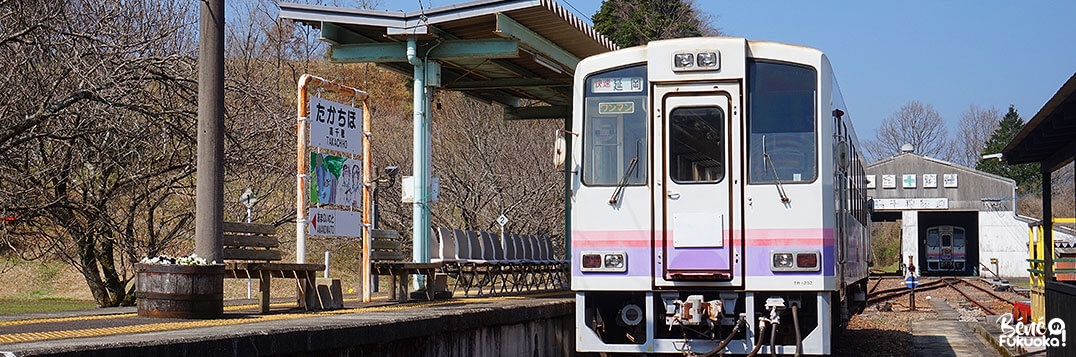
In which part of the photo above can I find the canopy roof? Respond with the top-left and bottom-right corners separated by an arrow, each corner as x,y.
1003,72 -> 1076,170
280,0 -> 618,119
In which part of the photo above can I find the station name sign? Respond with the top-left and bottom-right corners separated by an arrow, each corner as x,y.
873,198 -> 949,210
308,96 -> 363,156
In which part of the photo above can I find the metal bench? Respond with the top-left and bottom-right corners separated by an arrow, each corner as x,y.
221,221 -> 325,313
370,229 -> 442,302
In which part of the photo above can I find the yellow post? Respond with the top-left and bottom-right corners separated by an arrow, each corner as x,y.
1030,224 -> 1044,322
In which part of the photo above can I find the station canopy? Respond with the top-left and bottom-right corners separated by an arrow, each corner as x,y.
279,0 -> 618,120
1003,72 -> 1076,170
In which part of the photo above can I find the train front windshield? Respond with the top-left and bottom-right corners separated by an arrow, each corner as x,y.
582,65 -> 648,186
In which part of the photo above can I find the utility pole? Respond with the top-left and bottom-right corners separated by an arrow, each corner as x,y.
195,0 -> 225,263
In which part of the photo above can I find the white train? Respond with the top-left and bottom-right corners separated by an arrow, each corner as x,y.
565,37 -> 871,355
925,225 -> 967,272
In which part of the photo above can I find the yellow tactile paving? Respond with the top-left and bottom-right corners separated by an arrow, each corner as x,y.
0,292 -> 561,344
0,313 -> 137,328
0,295 -> 393,329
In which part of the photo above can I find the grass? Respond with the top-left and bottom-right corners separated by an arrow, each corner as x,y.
0,298 -> 98,315
875,261 -> 901,273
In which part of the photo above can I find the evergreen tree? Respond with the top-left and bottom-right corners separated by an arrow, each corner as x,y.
976,105 -> 1041,194
592,0 -> 718,48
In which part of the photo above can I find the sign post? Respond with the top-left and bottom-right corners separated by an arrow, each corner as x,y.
297,75 -> 372,301
904,276 -> 919,310
239,188 -> 258,299
497,214 -> 509,244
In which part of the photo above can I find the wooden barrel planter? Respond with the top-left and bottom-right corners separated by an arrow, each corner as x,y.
135,263 -> 224,319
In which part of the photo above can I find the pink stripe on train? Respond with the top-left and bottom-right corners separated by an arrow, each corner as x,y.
572,228 -> 835,248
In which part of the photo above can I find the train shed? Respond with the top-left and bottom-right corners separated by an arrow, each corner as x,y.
866,148 -> 1038,277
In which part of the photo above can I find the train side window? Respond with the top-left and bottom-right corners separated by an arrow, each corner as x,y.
747,60 -> 817,184
668,106 -> 725,183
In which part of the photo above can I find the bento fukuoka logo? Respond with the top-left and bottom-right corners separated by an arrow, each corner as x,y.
996,313 -> 1067,348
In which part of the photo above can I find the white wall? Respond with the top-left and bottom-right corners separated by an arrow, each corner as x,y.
901,210 -> 918,272
897,209 -> 1070,278
978,210 -> 1034,278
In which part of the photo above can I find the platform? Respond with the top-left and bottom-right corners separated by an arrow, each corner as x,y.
0,292 -> 573,356
911,298 -> 1004,357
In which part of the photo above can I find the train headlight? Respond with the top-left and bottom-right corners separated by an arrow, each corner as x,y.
772,251 -> 821,271
673,50 -> 720,71
674,53 -> 694,69
773,253 -> 794,269
581,251 -> 627,272
604,253 -> 625,269
582,254 -> 602,269
696,52 -> 719,68
796,252 -> 819,269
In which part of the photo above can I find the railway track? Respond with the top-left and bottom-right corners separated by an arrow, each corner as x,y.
867,277 -> 1018,316
865,277 -> 946,305
941,278 -> 998,315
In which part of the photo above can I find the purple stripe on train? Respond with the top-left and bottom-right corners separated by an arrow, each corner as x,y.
573,245 -> 836,277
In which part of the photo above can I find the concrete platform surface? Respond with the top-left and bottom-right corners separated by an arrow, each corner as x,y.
910,298 -> 1002,357
0,292 -> 573,356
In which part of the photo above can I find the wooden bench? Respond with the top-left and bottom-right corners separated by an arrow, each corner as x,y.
221,221 -> 325,313
370,229 -> 442,302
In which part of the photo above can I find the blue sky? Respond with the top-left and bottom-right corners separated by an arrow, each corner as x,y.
401,0 -> 1076,141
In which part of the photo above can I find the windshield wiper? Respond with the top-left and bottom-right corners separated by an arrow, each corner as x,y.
762,135 -> 790,203
609,157 -> 638,205
609,140 -> 641,205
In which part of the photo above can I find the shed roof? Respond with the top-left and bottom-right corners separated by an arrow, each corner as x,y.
867,152 -> 1016,185
1002,72 -> 1076,170
279,0 -> 617,119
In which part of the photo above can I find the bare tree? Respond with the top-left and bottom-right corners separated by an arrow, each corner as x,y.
0,0 -> 199,306
953,104 -> 1001,167
865,100 -> 951,161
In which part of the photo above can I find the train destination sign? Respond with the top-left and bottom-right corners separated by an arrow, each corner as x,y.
590,77 -> 644,93
308,96 -> 363,156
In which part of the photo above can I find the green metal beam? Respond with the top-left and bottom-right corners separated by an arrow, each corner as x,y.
444,78 -> 569,90
319,22 -> 375,45
330,39 -> 520,63
504,105 -> 570,120
494,13 -> 580,72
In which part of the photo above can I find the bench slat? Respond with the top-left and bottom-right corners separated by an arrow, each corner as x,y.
223,234 -> 279,248
225,262 -> 325,274
371,229 -> 400,239
371,251 -> 405,261
371,239 -> 402,250
223,248 -> 283,262
222,221 -> 276,235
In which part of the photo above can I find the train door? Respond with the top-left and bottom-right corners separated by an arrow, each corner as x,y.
952,226 -> 967,270
926,227 -> 941,271
653,83 -> 742,287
